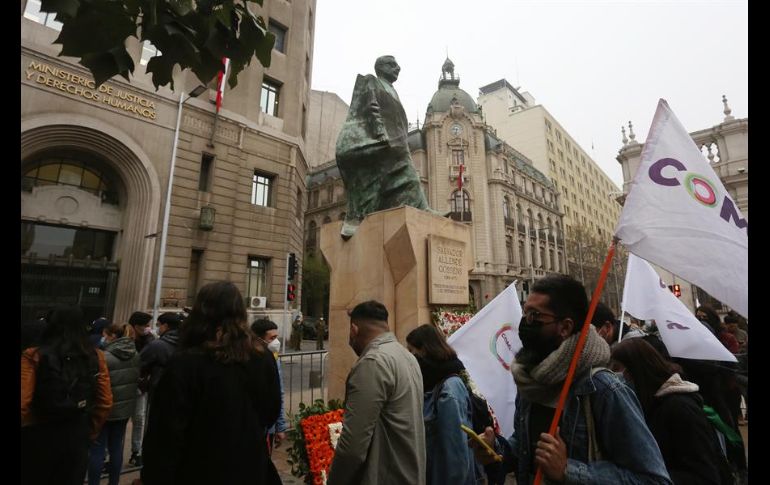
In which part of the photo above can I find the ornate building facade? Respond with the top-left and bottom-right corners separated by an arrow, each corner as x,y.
305,59 -> 566,309
21,0 -> 316,324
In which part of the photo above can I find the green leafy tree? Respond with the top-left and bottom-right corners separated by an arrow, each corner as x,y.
40,0 -> 275,90
566,225 -> 626,315
301,251 -> 330,319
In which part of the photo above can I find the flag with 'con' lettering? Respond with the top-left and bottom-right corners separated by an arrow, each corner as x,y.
615,99 -> 747,317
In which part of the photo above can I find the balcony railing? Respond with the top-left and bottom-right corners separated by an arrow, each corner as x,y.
449,211 -> 472,222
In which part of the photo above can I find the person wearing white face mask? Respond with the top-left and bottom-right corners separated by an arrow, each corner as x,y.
251,318 -> 288,453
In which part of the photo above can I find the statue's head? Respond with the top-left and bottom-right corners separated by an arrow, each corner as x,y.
374,55 -> 400,83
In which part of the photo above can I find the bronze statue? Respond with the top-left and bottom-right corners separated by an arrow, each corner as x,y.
335,55 -> 438,239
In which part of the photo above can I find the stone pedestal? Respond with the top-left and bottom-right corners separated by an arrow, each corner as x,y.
320,206 -> 473,401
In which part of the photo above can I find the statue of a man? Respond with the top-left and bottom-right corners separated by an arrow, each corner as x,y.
335,55 -> 437,239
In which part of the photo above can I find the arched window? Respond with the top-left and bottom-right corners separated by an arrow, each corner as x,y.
546,217 -> 553,239
451,190 -> 470,213
527,209 -> 534,229
516,204 -> 523,225
519,241 -> 525,266
22,157 -> 118,205
503,196 -> 510,219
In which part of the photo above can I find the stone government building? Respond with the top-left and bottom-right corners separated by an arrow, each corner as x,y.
21,0 -> 316,324
305,59 -> 566,310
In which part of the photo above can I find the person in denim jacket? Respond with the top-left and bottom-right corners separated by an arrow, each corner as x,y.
474,275 -> 672,485
407,324 -> 483,485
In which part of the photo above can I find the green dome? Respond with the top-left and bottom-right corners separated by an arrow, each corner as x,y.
428,85 -> 479,114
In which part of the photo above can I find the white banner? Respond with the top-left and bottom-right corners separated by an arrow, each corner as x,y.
615,99 -> 747,317
448,283 -> 522,437
623,253 -> 736,362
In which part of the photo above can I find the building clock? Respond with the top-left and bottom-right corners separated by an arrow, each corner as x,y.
450,123 -> 463,136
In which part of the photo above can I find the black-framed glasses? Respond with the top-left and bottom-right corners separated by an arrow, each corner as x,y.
523,310 -> 562,325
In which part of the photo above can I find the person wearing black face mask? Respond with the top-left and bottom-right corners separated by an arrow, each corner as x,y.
470,275 -> 672,485
406,324 -> 483,485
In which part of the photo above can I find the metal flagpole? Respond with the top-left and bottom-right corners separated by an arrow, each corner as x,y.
152,90 -> 186,330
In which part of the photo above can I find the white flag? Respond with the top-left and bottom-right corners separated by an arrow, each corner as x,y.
448,283 -> 522,437
615,99 -> 747,317
623,253 -> 736,362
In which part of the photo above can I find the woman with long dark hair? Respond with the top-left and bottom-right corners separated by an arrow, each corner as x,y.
406,324 -> 483,485
140,281 -> 282,485
610,338 -> 731,485
21,306 -> 113,485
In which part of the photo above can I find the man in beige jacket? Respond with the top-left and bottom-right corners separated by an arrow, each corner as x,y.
328,300 -> 426,485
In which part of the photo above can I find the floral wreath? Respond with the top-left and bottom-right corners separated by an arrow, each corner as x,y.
287,399 -> 344,485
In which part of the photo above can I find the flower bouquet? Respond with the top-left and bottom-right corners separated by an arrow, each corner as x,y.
287,399 -> 345,485
432,307 -> 475,338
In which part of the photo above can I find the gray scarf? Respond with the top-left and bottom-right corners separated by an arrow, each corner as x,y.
512,325 -> 610,407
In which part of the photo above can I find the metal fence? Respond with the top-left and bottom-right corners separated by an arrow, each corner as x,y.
278,350 -> 329,426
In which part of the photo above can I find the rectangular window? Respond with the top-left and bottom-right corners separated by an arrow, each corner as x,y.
246,257 -> 268,298
311,190 -> 319,208
199,154 -> 214,192
268,20 -> 287,53
296,189 -> 303,218
187,249 -> 203,307
506,237 -> 514,264
451,150 -> 465,166
260,79 -> 281,117
251,171 -> 273,207
23,0 -> 63,30
21,222 -> 115,260
140,42 -> 161,67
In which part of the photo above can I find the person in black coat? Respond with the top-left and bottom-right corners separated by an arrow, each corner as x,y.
140,281 -> 282,485
611,338 -> 732,485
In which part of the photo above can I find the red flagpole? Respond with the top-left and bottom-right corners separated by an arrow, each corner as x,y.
532,238 -> 617,485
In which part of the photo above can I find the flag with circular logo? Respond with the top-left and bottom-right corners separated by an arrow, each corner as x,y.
615,99 -> 747,317
448,283 -> 522,437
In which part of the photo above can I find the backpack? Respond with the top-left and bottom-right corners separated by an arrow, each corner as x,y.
434,374 -> 494,434
32,346 -> 99,422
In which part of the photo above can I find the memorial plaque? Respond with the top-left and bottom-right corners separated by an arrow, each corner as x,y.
428,235 -> 468,305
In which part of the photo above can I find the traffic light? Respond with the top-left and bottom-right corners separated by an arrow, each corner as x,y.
288,253 -> 297,281
667,284 -> 682,297
286,283 -> 296,302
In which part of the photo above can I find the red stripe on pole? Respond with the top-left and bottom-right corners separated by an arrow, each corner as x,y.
532,239 -> 617,485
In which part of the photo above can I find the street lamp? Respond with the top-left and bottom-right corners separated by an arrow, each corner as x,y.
152,84 -> 207,329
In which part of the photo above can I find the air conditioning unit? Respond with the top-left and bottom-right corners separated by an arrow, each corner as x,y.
248,296 -> 267,309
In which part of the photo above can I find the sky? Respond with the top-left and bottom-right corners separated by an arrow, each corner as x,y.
310,0 -> 748,189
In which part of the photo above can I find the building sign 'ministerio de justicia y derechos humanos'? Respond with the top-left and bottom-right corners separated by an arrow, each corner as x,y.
428,234 -> 469,305
24,59 -> 157,120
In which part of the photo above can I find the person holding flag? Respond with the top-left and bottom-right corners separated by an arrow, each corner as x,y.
471,275 -> 671,484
